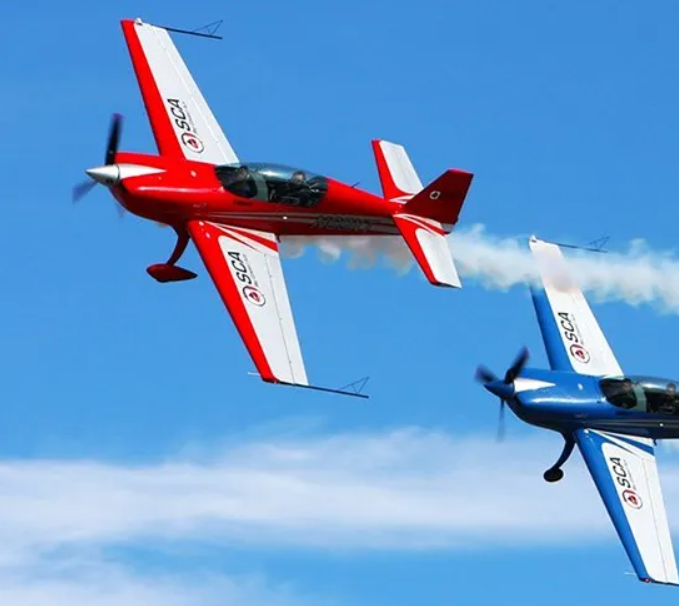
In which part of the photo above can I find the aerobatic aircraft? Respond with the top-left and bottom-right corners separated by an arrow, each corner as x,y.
73,18 -> 473,396
476,237 -> 679,585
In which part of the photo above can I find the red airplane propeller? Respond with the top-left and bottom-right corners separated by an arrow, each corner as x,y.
72,114 -> 126,218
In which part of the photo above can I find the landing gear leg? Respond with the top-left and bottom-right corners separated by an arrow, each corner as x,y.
147,228 -> 197,283
543,434 -> 575,483
166,230 -> 190,266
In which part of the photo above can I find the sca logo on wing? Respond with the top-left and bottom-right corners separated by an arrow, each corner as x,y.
569,343 -> 590,363
609,456 -> 643,509
622,489 -> 643,509
227,251 -> 266,307
181,132 -> 204,153
557,312 -> 590,363
166,98 -> 204,153
242,285 -> 266,307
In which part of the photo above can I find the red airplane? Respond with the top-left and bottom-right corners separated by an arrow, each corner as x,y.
74,18 -> 475,395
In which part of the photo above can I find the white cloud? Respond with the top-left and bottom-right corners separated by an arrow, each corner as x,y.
2,428 -> 678,557
4,428 -> 679,605
0,558 -> 305,606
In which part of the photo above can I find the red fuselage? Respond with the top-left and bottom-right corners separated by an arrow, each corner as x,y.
113,152 -> 404,237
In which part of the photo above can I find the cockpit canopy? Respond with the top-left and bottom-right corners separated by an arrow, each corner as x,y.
600,376 -> 679,414
215,163 -> 328,207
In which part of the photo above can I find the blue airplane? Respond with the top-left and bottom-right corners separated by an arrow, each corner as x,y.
476,236 -> 679,586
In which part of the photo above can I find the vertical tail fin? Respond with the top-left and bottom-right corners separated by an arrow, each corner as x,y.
373,138 -> 473,288
372,138 -> 473,227
402,169 -> 473,228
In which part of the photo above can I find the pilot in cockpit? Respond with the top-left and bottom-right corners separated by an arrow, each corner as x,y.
647,382 -> 679,415
617,379 -> 636,409
661,383 -> 679,414
229,166 -> 257,199
273,170 -> 308,206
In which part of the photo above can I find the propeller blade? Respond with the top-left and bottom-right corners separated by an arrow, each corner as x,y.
72,179 -> 98,203
504,346 -> 529,384
496,401 -> 506,443
475,365 -> 498,384
105,114 -> 123,165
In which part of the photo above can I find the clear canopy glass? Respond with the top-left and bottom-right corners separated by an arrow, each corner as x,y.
600,376 -> 679,414
215,163 -> 328,207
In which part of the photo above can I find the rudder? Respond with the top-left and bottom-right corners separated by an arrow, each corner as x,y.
402,169 -> 473,228
372,139 -> 473,228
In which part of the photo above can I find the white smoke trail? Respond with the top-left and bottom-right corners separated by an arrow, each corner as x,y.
281,233 -> 415,273
281,225 -> 679,313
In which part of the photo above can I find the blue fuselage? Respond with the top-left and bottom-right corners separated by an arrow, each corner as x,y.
507,368 -> 679,439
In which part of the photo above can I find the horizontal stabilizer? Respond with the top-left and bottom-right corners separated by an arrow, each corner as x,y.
372,139 -> 423,202
394,214 -> 461,288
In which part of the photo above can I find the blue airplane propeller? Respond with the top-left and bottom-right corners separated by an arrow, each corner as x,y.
475,347 -> 529,441
473,237 -> 679,585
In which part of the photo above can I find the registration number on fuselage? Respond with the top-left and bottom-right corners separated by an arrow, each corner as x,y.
312,215 -> 370,233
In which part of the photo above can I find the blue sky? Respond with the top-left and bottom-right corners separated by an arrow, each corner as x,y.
3,0 -> 679,603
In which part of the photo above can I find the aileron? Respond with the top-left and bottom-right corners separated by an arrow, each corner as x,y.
121,18 -> 238,164
188,220 -> 307,386
576,429 -> 678,585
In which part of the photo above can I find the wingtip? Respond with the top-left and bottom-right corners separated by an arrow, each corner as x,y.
639,576 -> 679,587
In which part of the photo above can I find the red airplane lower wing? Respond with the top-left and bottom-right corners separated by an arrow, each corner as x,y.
187,220 -> 308,386
121,18 -> 239,165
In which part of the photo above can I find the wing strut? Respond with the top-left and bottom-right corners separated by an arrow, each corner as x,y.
156,20 -> 224,40
259,376 -> 370,399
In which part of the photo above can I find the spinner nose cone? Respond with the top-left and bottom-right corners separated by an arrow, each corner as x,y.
85,164 -> 120,187
484,380 -> 515,401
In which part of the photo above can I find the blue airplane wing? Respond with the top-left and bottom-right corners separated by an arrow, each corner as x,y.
575,428 -> 678,585
528,237 -> 622,376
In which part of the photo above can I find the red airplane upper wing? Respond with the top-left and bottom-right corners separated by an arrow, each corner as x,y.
187,220 -> 308,386
121,18 -> 239,165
